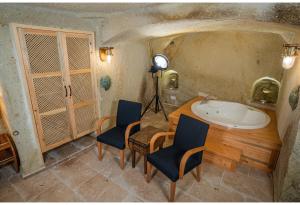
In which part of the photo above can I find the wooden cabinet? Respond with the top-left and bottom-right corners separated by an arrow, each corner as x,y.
13,25 -> 98,152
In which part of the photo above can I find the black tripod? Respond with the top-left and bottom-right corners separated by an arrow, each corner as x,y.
141,75 -> 168,121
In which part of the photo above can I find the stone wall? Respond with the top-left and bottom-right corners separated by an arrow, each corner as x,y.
150,31 -> 284,105
273,34 -> 300,201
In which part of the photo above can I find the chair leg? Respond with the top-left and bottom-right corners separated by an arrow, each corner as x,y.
120,149 -> 125,169
147,162 -> 152,183
169,181 -> 176,202
196,164 -> 202,182
97,142 -> 102,160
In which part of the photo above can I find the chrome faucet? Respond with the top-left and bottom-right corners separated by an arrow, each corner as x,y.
200,95 -> 216,104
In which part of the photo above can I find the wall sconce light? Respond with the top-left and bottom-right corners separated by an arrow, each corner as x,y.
99,47 -> 114,63
282,44 -> 299,69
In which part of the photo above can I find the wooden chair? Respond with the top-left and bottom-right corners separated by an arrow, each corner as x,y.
96,100 -> 142,169
146,114 -> 209,202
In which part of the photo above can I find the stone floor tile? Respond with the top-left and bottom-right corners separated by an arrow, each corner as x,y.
113,167 -> 169,202
9,170 -> 60,201
0,181 -> 23,202
72,135 -> 96,149
96,181 -> 128,202
188,178 -> 244,202
47,142 -> 81,162
78,174 -> 127,202
176,171 -> 198,191
51,157 -> 97,188
43,152 -> 58,167
249,167 -> 272,182
0,165 -> 18,181
244,196 -> 260,202
122,194 -> 144,202
175,190 -> 200,202
77,174 -> 110,201
235,163 -> 251,176
81,147 -> 130,179
222,170 -> 273,201
31,182 -> 82,202
201,161 -> 224,186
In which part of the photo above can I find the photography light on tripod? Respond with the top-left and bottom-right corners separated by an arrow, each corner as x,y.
149,54 -> 169,73
142,54 -> 169,121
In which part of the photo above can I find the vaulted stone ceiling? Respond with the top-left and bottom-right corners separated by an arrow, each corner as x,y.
18,3 -> 300,25
17,3 -> 161,14
3,3 -> 300,45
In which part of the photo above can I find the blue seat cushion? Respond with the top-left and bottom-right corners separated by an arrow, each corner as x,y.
97,127 -> 126,150
147,146 -> 203,182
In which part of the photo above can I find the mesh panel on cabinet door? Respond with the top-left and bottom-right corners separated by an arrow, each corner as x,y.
66,37 -> 91,70
32,76 -> 66,113
24,33 -> 61,73
74,105 -> 96,135
40,111 -> 71,146
70,73 -> 93,104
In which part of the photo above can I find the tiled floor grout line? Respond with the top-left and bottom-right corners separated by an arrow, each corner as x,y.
8,173 -> 60,202
219,172 -> 261,202
48,167 -> 87,202
46,143 -> 96,169
7,179 -> 26,202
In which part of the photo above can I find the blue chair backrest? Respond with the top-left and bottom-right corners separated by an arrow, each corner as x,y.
116,100 -> 142,132
173,114 -> 209,153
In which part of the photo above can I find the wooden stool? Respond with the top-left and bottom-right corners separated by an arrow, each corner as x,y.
128,126 -> 165,174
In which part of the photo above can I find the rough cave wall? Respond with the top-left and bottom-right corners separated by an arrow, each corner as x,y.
274,34 -> 300,201
96,41 -> 151,118
150,31 -> 284,104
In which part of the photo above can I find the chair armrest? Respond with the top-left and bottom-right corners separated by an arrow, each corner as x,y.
149,132 -> 175,153
125,120 -> 142,148
97,116 -> 116,135
179,146 -> 206,179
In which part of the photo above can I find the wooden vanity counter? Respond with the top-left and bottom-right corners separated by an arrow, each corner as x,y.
168,96 -> 282,172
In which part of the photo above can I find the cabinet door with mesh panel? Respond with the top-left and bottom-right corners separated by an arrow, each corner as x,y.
65,33 -> 97,138
19,29 -> 73,152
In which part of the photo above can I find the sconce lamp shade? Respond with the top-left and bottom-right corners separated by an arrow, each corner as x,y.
100,47 -> 114,62
282,44 -> 299,69
282,56 -> 296,69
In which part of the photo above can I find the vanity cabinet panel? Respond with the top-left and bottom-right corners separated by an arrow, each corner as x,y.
15,25 -> 98,152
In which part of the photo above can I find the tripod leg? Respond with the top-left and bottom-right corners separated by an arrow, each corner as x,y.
141,95 -> 156,117
158,97 -> 168,121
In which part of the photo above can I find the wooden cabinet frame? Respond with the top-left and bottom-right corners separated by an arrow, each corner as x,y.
10,23 -> 99,153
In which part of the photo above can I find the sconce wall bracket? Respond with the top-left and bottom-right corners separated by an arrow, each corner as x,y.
99,47 -> 114,62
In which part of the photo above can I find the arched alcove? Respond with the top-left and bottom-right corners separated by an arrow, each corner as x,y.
162,70 -> 179,90
162,70 -> 179,106
251,77 -> 281,105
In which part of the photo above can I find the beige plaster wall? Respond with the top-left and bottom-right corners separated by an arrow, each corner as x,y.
95,40 -> 151,118
150,31 -> 284,104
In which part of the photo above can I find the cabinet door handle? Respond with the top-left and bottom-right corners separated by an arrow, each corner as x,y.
69,85 -> 72,97
64,86 -> 68,97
